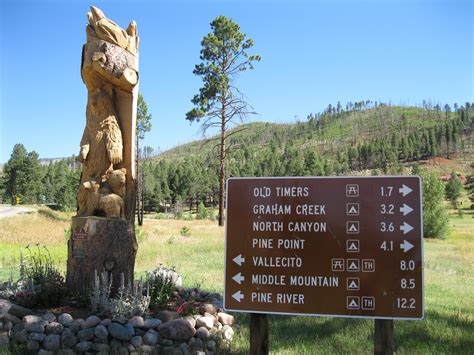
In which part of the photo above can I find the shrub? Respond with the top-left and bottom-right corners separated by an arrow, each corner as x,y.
209,207 -> 216,221
146,265 -> 182,310
0,245 -> 67,308
196,202 -> 208,220
445,171 -> 462,208
90,271 -> 150,319
422,172 -> 449,239
180,226 -> 190,237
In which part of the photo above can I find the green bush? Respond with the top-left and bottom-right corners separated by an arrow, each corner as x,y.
196,202 -> 208,220
180,226 -> 190,237
422,172 -> 449,239
146,266 -> 182,310
1,245 -> 68,308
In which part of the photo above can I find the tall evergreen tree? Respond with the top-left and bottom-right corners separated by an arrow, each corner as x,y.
136,93 -> 152,225
186,16 -> 261,226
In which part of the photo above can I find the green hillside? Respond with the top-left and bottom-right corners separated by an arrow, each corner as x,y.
141,103 -> 473,211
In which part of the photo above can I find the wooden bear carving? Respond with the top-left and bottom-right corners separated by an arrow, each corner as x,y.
77,88 -> 125,218
80,168 -> 126,219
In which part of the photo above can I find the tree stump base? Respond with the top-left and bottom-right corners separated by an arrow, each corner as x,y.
66,216 -> 137,296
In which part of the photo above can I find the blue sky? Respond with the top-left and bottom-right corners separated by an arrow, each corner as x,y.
0,0 -> 472,163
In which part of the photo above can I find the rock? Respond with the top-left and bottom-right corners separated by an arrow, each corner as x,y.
43,334 -> 61,351
158,319 -> 196,341
82,315 -> 101,329
217,312 -> 235,325
11,323 -> 24,334
127,343 -> 136,352
27,339 -> 40,351
94,324 -> 108,340
42,313 -> 56,322
78,328 -> 95,341
29,332 -> 46,342
0,298 -> 33,319
23,314 -> 42,324
189,337 -> 204,351
156,310 -> 179,323
108,322 -> 133,341
199,303 -> 216,315
75,341 -> 93,352
4,313 -> 21,325
129,316 -> 145,328
100,318 -> 112,326
125,322 -> 135,335
61,328 -> 78,349
2,320 -> 13,331
38,349 -> 54,355
222,325 -> 234,341
70,319 -> 84,333
183,316 -> 196,328
14,329 -> 28,343
24,320 -> 48,333
143,331 -> 159,345
45,321 -> 64,335
92,342 -> 110,352
135,328 -> 146,336
207,340 -> 216,351
0,331 -> 10,347
144,318 -> 161,329
180,342 -> 191,355
196,316 -> 214,329
57,313 -> 74,327
195,327 -> 209,339
130,335 -> 143,348
192,352 -> 206,355
58,350 -> 75,355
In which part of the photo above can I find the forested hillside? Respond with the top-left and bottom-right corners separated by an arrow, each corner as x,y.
142,102 -> 473,212
1,102 -> 473,212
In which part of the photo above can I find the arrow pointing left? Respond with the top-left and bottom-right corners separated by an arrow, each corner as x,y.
232,272 -> 245,284
233,254 -> 245,266
232,291 -> 244,302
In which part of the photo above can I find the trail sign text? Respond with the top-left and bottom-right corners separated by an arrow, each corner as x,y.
224,177 -> 423,319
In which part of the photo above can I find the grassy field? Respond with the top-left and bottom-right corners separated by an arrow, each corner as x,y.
0,208 -> 473,353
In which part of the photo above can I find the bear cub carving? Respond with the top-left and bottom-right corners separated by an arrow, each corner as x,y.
80,168 -> 126,219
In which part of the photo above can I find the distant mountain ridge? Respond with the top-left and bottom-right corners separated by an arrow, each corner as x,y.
157,105 -> 474,166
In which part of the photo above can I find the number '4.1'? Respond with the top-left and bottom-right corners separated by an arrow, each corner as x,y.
380,241 -> 394,251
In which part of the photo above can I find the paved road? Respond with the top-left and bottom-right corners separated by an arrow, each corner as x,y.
0,205 -> 35,219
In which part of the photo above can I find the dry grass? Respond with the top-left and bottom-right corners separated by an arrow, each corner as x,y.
0,211 -> 69,246
136,218 -> 224,292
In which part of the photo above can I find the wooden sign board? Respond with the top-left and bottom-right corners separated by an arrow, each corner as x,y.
224,177 -> 424,320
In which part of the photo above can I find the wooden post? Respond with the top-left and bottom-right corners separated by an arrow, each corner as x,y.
374,319 -> 394,355
250,313 -> 269,355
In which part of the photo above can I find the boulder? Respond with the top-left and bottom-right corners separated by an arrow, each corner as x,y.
57,313 -> 74,327
43,334 -> 61,351
217,312 -> 235,325
82,315 -> 101,329
108,322 -> 133,341
158,319 -> 196,341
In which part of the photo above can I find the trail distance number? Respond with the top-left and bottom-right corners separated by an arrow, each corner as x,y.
380,222 -> 395,232
380,186 -> 393,197
400,260 -> 415,271
401,278 -> 416,289
380,204 -> 395,214
397,297 -> 416,309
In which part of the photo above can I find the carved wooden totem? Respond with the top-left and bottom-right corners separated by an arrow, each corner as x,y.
67,6 -> 139,294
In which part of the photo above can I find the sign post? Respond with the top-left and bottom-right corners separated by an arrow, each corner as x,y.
224,176 -> 423,352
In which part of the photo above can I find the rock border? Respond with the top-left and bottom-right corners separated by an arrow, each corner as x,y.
0,296 -> 235,355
